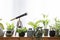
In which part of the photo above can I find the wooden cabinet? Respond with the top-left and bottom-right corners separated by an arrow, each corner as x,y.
0,37 -> 60,40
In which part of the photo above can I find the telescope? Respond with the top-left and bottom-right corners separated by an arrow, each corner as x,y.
10,13 -> 27,21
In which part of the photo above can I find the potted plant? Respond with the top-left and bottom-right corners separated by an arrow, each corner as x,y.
35,27 -> 43,37
28,20 -> 43,37
0,23 -> 4,37
16,27 -> 27,37
6,22 -> 14,37
54,18 -> 60,37
41,14 -> 49,36
49,25 -> 55,37
0,19 -> 4,37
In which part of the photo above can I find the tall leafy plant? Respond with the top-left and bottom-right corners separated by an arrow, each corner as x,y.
54,18 -> 60,30
0,19 -> 4,30
54,17 -> 60,37
28,20 -> 41,30
41,14 -> 49,29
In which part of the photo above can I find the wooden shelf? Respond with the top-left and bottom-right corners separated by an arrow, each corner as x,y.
0,37 -> 60,40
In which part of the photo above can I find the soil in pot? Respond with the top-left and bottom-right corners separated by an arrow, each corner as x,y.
49,30 -> 55,37
19,32 -> 25,37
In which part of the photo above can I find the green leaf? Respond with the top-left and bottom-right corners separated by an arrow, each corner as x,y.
0,23 -> 4,30
35,20 -> 41,25
16,27 -> 27,33
28,20 -> 41,29
42,14 -> 48,18
6,22 -> 14,30
28,22 -> 35,28
54,18 -> 60,30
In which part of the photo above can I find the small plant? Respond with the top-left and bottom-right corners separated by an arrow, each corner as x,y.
0,23 -> 4,30
41,14 -> 49,29
16,27 -> 27,37
16,27 -> 27,33
28,20 -> 41,30
0,19 -> 4,30
6,22 -> 14,30
54,17 -> 60,30
6,22 -> 14,37
54,17 -> 60,37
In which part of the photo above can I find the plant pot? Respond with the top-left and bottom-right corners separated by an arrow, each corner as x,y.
49,30 -> 55,37
27,28 -> 34,37
0,28 -> 4,37
19,32 -> 25,37
6,30 -> 14,37
44,29 -> 48,36
35,27 -> 43,37
35,30 -> 42,38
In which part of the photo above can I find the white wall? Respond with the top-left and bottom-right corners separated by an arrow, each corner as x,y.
13,0 -> 60,28
0,0 -> 13,21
